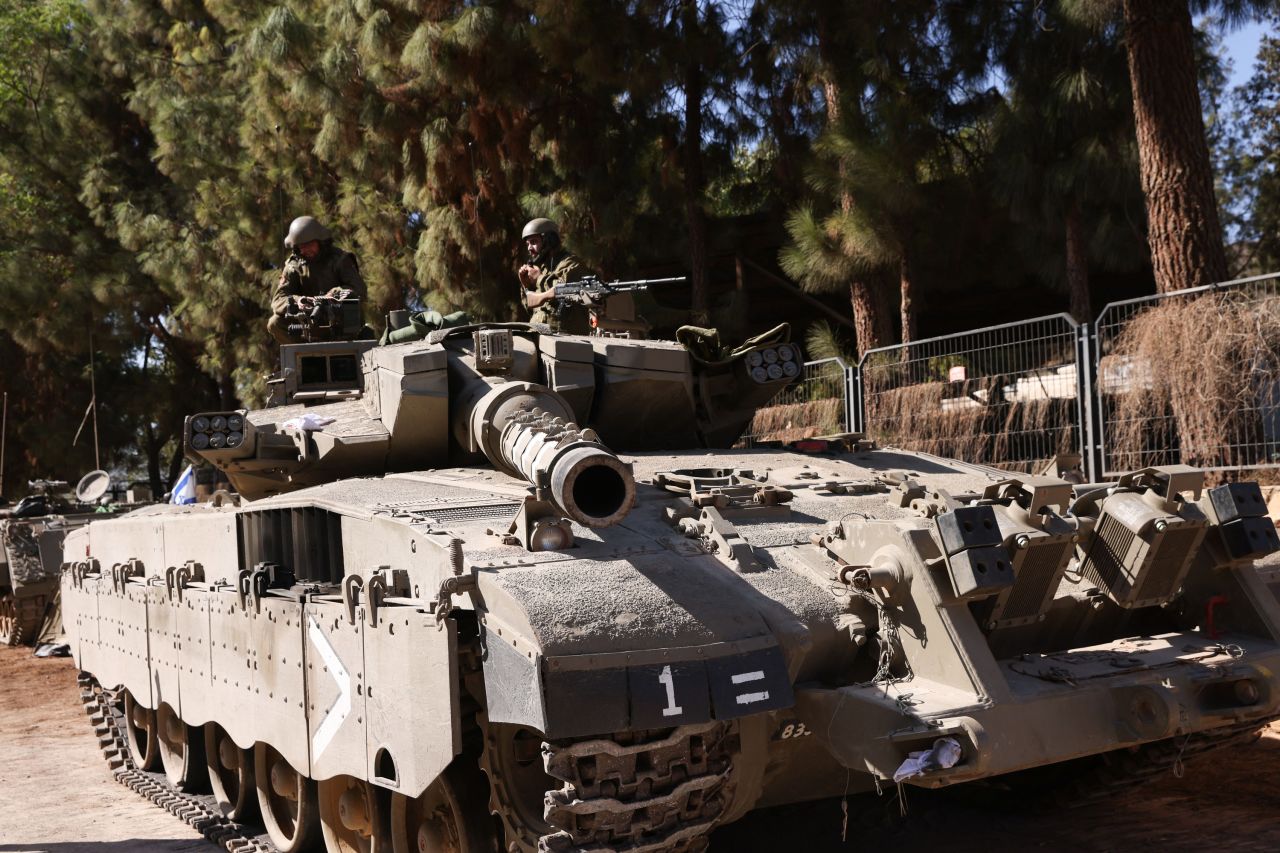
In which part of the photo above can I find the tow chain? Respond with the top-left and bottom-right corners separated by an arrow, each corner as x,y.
540,722 -> 738,853
76,672 -> 276,853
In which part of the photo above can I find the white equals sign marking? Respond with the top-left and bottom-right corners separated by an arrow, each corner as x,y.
732,670 -> 769,705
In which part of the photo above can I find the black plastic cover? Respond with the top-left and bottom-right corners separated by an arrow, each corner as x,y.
936,506 -> 1003,556
1209,482 -> 1268,524
1218,516 -> 1280,561
946,546 -> 1016,599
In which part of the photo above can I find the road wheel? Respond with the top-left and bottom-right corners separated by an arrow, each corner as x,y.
389,759 -> 498,853
319,775 -> 387,853
255,742 -> 322,853
122,691 -> 160,771
156,704 -> 208,792
205,722 -> 258,821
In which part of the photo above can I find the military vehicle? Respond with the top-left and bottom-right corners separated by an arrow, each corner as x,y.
1,471 -> 114,646
61,323 -> 1280,853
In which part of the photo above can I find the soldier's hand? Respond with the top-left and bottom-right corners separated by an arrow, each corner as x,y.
518,265 -> 539,288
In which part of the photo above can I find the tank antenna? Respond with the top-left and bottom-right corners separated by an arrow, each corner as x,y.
90,330 -> 100,469
0,391 -> 7,499
469,140 -> 484,297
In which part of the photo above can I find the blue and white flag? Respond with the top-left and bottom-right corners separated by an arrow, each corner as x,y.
170,464 -> 197,505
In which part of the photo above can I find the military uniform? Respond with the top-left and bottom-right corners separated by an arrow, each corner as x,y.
268,244 -> 367,344
526,251 -> 592,334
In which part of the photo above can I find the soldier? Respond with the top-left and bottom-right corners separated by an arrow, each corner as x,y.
517,218 -> 592,334
268,216 -> 367,344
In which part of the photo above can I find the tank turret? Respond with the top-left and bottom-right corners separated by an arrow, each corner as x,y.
186,324 -> 799,505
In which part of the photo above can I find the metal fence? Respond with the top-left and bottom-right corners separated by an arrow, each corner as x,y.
857,315 -> 1085,475
738,272 -> 1280,481
1093,272 -> 1280,477
737,357 -> 853,447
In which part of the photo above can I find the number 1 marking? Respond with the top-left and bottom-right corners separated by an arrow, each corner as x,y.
658,665 -> 683,717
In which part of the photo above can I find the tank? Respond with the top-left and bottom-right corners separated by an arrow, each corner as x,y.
0,471 -> 117,646
60,324 -> 1280,853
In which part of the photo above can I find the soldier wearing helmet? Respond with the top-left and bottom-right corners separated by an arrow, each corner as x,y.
517,218 -> 592,334
267,216 -> 368,344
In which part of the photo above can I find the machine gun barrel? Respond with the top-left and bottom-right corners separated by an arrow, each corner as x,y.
552,275 -> 688,309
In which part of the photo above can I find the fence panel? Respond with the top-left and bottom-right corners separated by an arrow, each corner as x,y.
738,358 -> 851,447
858,315 -> 1084,474
1094,272 -> 1280,476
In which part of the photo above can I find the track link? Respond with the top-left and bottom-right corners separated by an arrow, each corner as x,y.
77,672 -> 276,853
540,723 -> 738,853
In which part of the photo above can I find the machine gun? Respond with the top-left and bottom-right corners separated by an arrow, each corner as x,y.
550,276 -> 686,315
25,479 -> 68,496
283,294 -> 364,343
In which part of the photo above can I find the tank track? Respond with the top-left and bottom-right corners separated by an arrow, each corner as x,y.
1048,721 -> 1265,806
540,722 -> 738,853
0,592 -> 45,646
76,672 -> 277,853
965,719 -> 1266,810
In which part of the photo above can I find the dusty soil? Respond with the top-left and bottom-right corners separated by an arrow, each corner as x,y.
0,646 -> 205,853
3,643 -> 1280,853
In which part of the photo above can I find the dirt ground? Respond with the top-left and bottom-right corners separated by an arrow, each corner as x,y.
3,645 -> 1280,853
0,647 -> 205,853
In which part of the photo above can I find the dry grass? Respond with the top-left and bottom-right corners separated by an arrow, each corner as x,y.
744,398 -> 844,444
864,380 -> 1076,471
1106,293 -> 1280,472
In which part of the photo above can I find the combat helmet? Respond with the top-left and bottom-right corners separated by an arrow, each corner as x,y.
521,217 -> 560,261
284,216 -> 333,249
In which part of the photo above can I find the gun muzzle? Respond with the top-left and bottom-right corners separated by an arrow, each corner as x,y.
462,381 -> 635,527
499,410 -> 636,527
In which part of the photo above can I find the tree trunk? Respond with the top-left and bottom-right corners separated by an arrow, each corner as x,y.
899,253 -> 917,344
166,442 -> 185,494
1122,0 -> 1228,293
850,281 -> 883,358
824,72 -> 888,358
1064,202 -> 1091,322
682,0 -> 710,326
143,422 -> 163,497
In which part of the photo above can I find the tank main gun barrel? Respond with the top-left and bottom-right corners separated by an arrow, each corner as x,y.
500,410 -> 635,528
463,382 -> 635,528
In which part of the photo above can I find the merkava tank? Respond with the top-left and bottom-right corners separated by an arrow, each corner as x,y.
1,471 -> 115,646
61,322 -> 1280,853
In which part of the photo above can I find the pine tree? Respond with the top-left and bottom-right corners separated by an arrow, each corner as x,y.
1066,0 -> 1269,293
780,0 -> 990,350
990,2 -> 1145,321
